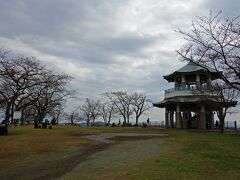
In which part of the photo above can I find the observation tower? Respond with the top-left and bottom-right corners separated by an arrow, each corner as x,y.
153,62 -> 237,129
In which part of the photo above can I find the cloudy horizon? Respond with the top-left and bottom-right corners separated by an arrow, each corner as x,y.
0,0 -> 239,123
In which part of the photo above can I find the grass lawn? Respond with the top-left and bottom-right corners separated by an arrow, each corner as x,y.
127,130 -> 240,180
0,126 -> 240,180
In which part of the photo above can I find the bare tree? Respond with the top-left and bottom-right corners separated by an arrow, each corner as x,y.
79,104 -> 91,126
79,98 -> 100,126
209,82 -> 239,133
31,72 -> 72,128
0,48 -> 73,132
49,104 -> 64,125
176,11 -> 240,91
0,56 -> 45,127
98,101 -> 118,126
104,92 -> 133,125
65,107 -> 81,125
194,80 -> 239,133
131,93 -> 152,125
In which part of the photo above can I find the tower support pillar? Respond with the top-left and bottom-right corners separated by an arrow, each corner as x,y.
199,104 -> 206,129
169,111 -> 174,128
165,109 -> 169,128
176,104 -> 182,129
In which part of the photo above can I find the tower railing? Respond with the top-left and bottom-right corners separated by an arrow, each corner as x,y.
165,85 -> 212,93
164,85 -> 218,98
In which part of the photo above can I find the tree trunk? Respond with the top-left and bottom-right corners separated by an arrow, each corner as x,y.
34,112 -> 45,128
34,116 -> 39,128
123,116 -> 126,126
219,108 -> 225,133
39,114 -> 45,124
20,109 -> 25,125
70,115 -> 74,125
5,102 -> 11,128
135,116 -> 139,126
127,115 -> 130,125
107,118 -> 111,126
104,118 -> 107,126
11,103 -> 14,127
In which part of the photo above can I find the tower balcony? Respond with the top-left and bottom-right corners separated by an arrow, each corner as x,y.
164,85 -> 214,99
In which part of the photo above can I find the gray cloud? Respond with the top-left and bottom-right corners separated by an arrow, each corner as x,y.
0,0 -> 239,122
203,0 -> 240,16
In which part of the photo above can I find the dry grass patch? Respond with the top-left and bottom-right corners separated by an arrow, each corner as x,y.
0,126 -> 93,166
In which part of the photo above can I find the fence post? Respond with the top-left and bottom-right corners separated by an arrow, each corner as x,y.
234,121 -> 237,130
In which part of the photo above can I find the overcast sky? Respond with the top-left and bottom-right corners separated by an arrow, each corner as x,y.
0,0 -> 239,122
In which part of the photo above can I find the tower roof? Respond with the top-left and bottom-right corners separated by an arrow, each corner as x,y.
163,61 -> 222,82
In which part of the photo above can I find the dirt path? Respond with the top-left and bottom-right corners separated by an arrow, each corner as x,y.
0,132 -> 168,180
0,143 -> 105,180
57,133 -> 168,180
83,133 -> 168,143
